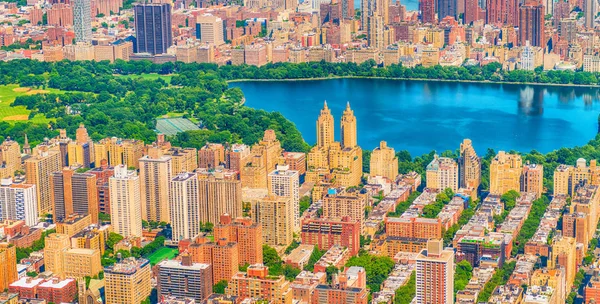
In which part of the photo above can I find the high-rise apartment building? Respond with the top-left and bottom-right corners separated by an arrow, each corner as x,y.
198,169 -> 242,225
47,3 -> 74,27
134,3 -> 172,55
196,14 -> 225,45
301,216 -> 361,256
198,143 -> 225,170
307,102 -> 362,187
521,164 -> 544,197
426,155 -> 459,192
519,0 -> 545,47
189,237 -> 239,283
0,137 -> 21,179
268,165 -> 300,231
170,173 -> 200,241
51,167 -> 98,224
139,153 -> 172,223
416,239 -> 454,304
489,151 -> 523,194
45,233 -> 71,279
94,137 -> 144,169
322,188 -> 368,232
73,0 -> 92,43
214,214 -> 263,266
0,179 -> 38,226
104,258 -> 152,304
486,0 -> 519,26
67,124 -> 94,168
64,248 -> 102,278
25,147 -> 61,216
109,165 -> 142,237
255,195 -> 294,247
370,141 -> 398,180
458,139 -> 481,190
0,243 -> 17,292
157,255 -> 213,303
420,0 -> 435,23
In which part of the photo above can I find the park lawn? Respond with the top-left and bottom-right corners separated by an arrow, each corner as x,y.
117,73 -> 173,83
148,247 -> 178,265
0,84 -> 63,124
162,111 -> 200,124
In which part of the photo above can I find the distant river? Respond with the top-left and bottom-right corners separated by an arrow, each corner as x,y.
231,79 -> 600,156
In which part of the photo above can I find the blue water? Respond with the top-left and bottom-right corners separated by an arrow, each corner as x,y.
231,79 -> 600,156
354,0 -> 419,10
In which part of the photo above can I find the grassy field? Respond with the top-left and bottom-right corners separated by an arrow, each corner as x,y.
117,73 -> 173,83
0,84 -> 63,124
148,247 -> 178,265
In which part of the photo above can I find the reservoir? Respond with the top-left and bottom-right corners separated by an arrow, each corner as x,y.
231,78 -> 600,156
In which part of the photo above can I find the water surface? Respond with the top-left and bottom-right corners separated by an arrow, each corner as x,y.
231,78 -> 600,156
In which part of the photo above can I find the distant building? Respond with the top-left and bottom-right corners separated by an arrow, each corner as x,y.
134,3 -> 172,54
73,0 -> 92,43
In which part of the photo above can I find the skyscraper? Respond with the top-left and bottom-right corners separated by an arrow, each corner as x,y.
519,0 -> 545,47
458,139 -> 481,190
370,141 -> 398,180
109,165 -> 142,237
139,153 -> 172,223
25,147 -> 61,216
584,0 -> 597,28
51,167 -> 98,224
437,0 -> 456,20
420,0 -> 435,23
134,3 -> 173,55
317,101 -> 334,149
73,0 -> 92,43
268,165 -> 300,231
416,239 -> 454,304
170,173 -> 200,241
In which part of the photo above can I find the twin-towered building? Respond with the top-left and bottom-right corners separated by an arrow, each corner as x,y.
306,101 -> 363,188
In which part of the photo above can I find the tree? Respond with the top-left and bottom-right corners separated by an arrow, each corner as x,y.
394,271 -> 415,304
454,260 -> 473,292
345,253 -> 395,292
213,280 -> 228,294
